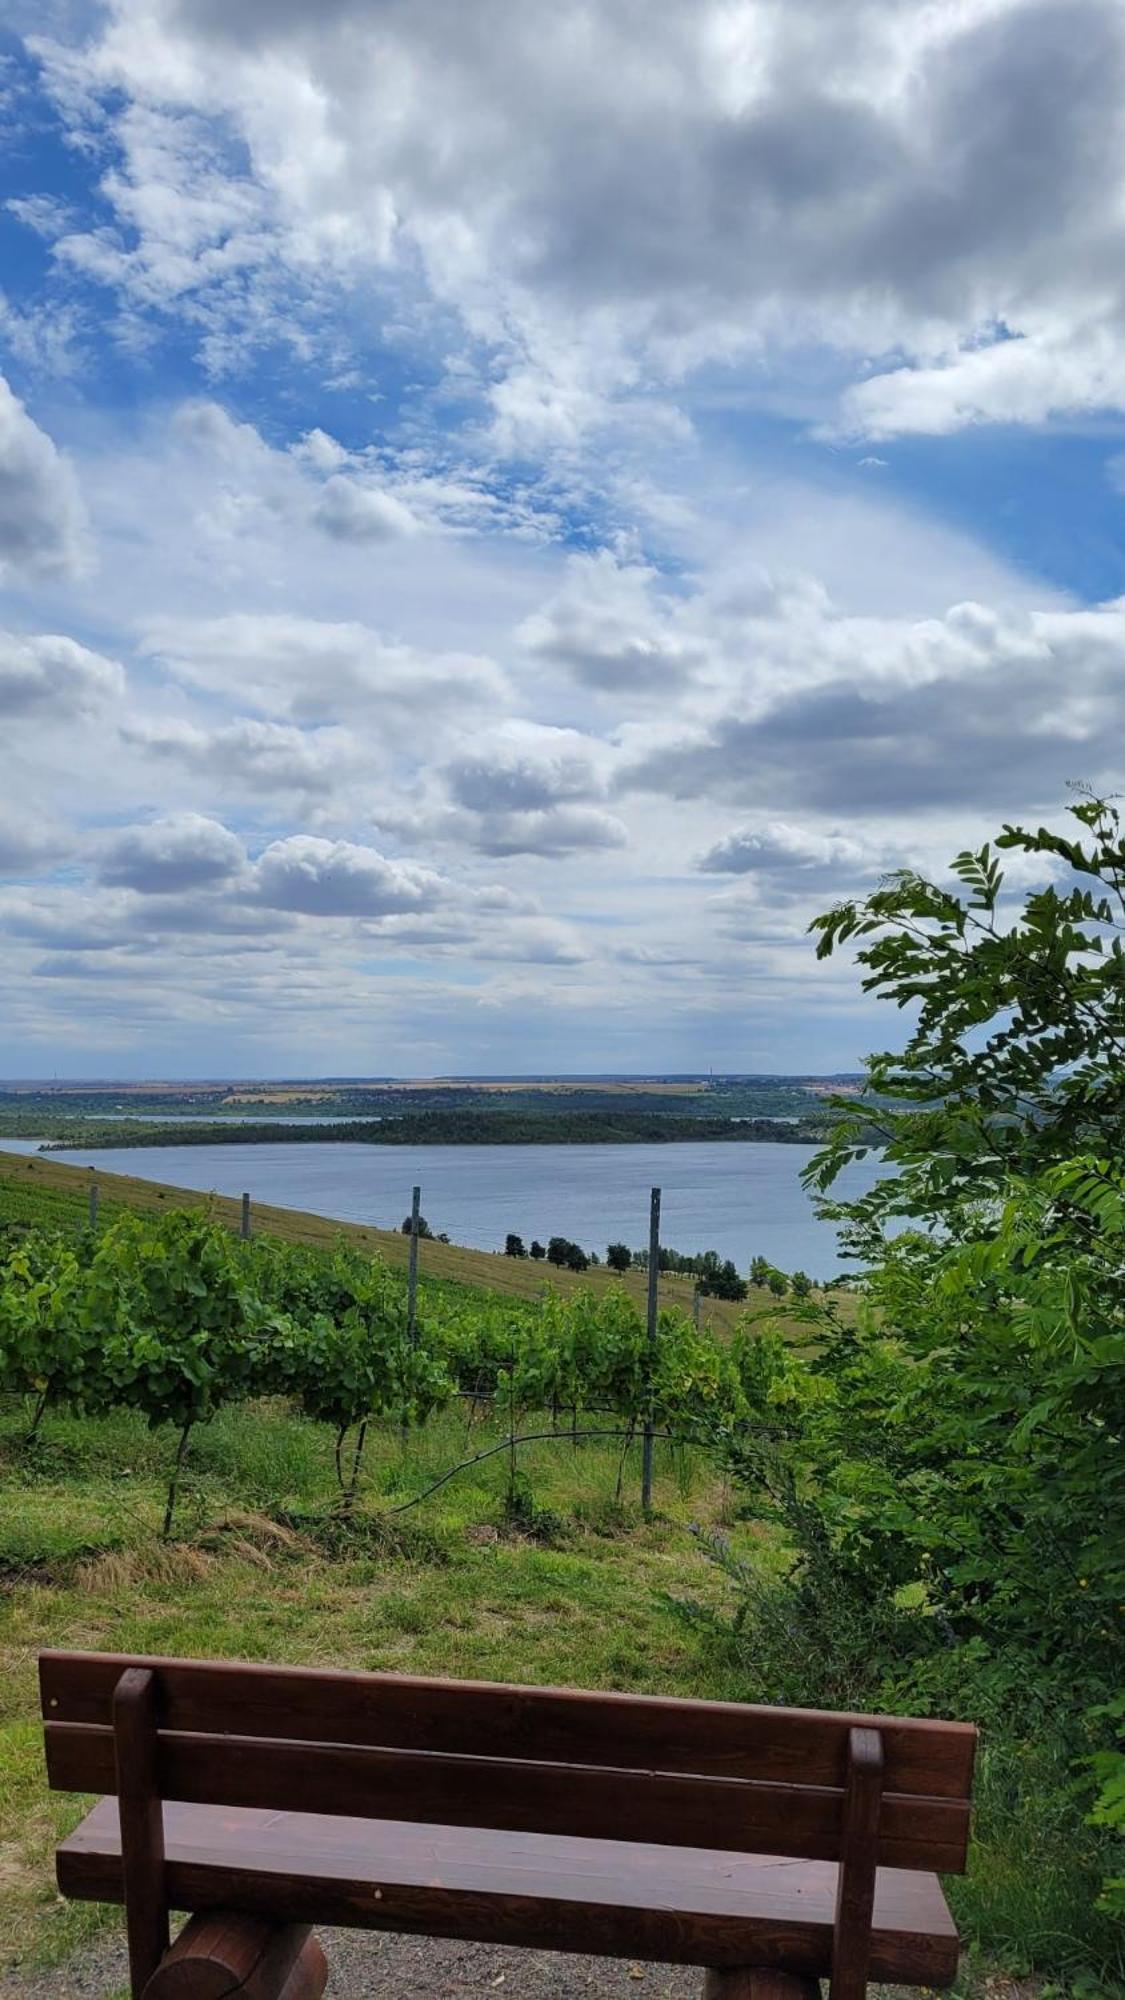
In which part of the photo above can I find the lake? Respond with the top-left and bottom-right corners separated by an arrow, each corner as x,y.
0,1137 -> 886,1276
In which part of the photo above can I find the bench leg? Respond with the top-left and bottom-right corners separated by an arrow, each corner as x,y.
703,1970 -> 821,2000
139,1912 -> 328,2000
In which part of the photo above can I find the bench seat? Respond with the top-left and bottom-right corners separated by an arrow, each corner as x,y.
58,1798 -> 960,1986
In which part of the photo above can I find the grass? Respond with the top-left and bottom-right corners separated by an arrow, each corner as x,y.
0,1148 -> 772,1336
0,1393 -> 746,1973
1,1394 -> 1120,1997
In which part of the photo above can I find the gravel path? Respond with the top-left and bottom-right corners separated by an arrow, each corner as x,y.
1,1929 -> 703,2000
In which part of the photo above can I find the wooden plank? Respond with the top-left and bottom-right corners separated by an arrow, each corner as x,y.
43,1722 -> 971,1872
140,1914 -> 327,1999
829,1727 -> 884,2000
58,1800 -> 962,1987
39,1653 -> 977,1800
113,1668 -> 169,2000
703,1970 -> 820,2000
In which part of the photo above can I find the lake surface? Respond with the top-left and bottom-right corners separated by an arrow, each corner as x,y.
1,1137 -> 885,1275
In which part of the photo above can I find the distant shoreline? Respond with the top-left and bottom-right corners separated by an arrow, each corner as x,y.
36,1111 -> 831,1150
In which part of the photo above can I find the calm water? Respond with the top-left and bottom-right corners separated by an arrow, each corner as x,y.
1,1137 -> 885,1276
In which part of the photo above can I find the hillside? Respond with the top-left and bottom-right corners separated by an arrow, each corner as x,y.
0,1149 -> 762,1335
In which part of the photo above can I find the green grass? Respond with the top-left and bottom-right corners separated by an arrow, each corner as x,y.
0,1394 -> 743,1970
0,1372 -> 1115,1994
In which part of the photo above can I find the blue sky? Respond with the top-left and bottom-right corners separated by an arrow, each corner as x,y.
2,0 -> 1124,1078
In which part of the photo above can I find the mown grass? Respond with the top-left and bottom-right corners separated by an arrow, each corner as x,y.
1,1395 -> 1119,1998
0,1394 -> 746,1974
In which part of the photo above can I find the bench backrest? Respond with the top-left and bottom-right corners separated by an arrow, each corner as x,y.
42,1650 -> 975,1870
41,1651 -> 976,2000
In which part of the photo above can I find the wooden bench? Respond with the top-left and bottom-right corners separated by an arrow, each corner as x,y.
40,1650 -> 975,2000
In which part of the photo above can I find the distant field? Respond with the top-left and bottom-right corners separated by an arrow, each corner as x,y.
0,1075 -> 853,1131
224,1078 -> 711,1099
0,1149 -> 767,1336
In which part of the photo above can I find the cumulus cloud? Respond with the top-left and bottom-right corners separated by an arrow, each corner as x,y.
98,814 -> 247,893
0,374 -> 89,577
10,2 -> 1125,1072
254,836 -> 447,917
0,630 -> 125,716
443,722 -> 608,813
519,553 -> 706,691
395,723 -> 627,856
473,806 -> 628,857
835,327 -> 1125,441
699,823 -> 878,875
468,918 -> 589,964
313,475 -> 420,542
0,810 -> 69,876
30,0 -> 1125,438
619,594 -> 1125,815
121,716 -> 365,796
142,614 -> 508,724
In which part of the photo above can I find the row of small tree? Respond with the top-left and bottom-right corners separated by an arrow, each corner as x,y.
503,1233 -> 591,1268
503,1232 -> 818,1300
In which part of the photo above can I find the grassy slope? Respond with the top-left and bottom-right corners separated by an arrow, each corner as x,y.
0,1149 -> 760,1335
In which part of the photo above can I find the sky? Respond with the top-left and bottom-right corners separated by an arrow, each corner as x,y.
1,0 -> 1124,1079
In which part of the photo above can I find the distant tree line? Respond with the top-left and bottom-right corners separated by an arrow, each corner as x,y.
504,1233 -> 594,1270
42,1110 -> 834,1151
503,1232 -> 823,1300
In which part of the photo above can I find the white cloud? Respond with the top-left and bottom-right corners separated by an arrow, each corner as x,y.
835,326 -> 1125,441
699,822 -> 878,875
0,374 -> 89,576
98,814 -> 247,893
7,1 -> 1125,1073
142,613 -> 508,724
519,552 -> 706,691
30,0 -> 1125,439
254,835 -> 447,917
472,806 -> 628,857
619,594 -> 1125,814
313,475 -> 420,543
443,721 -> 609,813
0,808 -> 69,876
0,629 -> 124,716
121,716 -> 365,797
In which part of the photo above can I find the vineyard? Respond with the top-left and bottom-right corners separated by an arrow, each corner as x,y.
0,1200 -> 768,1537
0,1146 -> 756,1332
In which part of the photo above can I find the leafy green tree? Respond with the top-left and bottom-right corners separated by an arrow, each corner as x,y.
790,1270 -> 813,1299
529,1239 -> 546,1260
718,796 -> 1125,1921
749,1255 -> 771,1288
697,1259 -> 748,1301
767,1269 -> 788,1297
606,1243 -> 632,1271
401,1213 -> 433,1238
504,1233 -> 527,1258
808,792 -> 1125,1251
